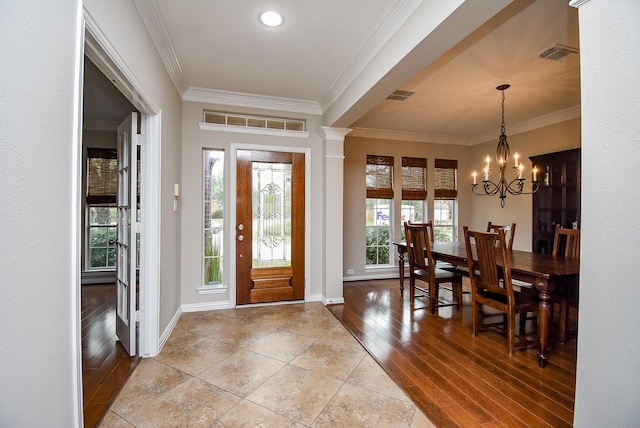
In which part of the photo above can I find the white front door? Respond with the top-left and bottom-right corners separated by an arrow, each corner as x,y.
115,112 -> 138,356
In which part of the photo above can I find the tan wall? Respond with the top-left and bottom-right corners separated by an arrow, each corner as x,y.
343,137 -> 473,279
343,117 -> 581,279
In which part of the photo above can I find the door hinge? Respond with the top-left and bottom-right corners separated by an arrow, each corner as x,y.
134,133 -> 142,146
135,310 -> 143,323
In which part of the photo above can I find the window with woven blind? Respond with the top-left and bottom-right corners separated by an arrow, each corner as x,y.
86,148 -> 118,204
434,159 -> 457,199
401,157 -> 426,200
366,155 -> 394,199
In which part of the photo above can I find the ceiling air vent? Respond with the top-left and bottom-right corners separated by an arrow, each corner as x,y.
539,44 -> 579,61
387,90 -> 415,101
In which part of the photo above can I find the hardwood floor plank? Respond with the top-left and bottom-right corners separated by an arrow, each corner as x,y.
331,279 -> 577,427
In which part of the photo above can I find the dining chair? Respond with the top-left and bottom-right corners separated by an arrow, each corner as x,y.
552,224 -> 580,343
463,226 -> 539,356
487,221 -> 517,250
404,222 -> 463,314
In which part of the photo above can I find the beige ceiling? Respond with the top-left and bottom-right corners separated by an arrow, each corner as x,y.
122,0 -> 580,143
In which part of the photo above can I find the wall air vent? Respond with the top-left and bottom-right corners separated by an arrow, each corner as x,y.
386,90 -> 415,101
539,44 -> 579,61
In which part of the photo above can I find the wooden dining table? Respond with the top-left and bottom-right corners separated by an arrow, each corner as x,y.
394,241 -> 580,368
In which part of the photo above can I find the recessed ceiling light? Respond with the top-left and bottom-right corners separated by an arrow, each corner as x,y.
259,10 -> 283,27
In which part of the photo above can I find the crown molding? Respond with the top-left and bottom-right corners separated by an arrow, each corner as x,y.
319,0 -> 423,112
349,105 -> 581,145
569,0 -> 592,7
132,0 -> 189,95
348,127 -> 473,146
471,105 -> 581,145
184,87 -> 323,116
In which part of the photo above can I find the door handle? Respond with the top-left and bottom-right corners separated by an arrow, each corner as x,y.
237,235 -> 244,241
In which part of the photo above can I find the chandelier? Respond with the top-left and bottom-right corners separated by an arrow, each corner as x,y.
471,84 -> 539,208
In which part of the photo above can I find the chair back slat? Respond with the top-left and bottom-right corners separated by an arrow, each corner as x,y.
404,222 -> 434,273
464,226 -> 513,300
409,220 -> 434,243
552,224 -> 580,259
487,221 -> 517,250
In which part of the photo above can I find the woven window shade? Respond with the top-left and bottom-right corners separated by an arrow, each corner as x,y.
434,159 -> 458,199
87,148 -> 117,204
402,157 -> 427,200
366,154 -> 394,199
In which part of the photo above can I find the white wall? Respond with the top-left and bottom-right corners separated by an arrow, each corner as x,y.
84,0 -> 183,337
573,0 -> 640,425
0,1 -> 81,426
180,102 -> 326,306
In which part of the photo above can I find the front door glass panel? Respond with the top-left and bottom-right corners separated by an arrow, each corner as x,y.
252,162 -> 292,268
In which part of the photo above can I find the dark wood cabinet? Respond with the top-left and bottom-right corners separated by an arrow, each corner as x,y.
530,148 -> 581,254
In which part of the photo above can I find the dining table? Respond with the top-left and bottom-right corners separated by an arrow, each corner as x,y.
394,241 -> 580,368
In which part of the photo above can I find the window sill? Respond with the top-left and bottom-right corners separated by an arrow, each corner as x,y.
197,286 -> 228,295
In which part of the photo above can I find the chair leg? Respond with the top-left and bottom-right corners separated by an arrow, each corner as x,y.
519,312 -> 527,336
507,309 -> 516,356
471,301 -> 480,336
429,281 -> 438,314
453,278 -> 462,310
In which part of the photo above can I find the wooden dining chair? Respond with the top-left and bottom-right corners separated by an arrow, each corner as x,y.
552,224 -> 580,343
487,221 -> 517,250
404,222 -> 463,314
463,226 -> 539,356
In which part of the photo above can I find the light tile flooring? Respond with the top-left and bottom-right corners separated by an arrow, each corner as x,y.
100,302 -> 435,427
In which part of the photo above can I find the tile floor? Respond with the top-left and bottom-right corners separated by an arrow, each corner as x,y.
100,302 -> 435,427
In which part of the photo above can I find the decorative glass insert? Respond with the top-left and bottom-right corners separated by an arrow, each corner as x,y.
252,162 -> 292,268
203,150 -> 224,286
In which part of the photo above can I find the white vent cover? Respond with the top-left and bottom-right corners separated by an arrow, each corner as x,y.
539,44 -> 579,61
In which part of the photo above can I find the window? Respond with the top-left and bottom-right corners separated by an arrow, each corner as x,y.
203,150 -> 225,287
366,155 -> 393,266
400,157 -> 427,241
88,206 -> 117,269
434,159 -> 457,241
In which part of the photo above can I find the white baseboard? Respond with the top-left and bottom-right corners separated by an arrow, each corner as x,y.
158,306 -> 182,353
182,300 -> 232,313
322,296 -> 344,305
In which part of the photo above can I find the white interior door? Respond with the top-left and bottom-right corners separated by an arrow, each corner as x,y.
116,112 -> 138,356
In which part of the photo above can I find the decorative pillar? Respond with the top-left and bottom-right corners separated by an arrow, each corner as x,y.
321,126 -> 351,304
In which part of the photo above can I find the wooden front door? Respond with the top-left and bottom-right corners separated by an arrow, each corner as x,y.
236,149 -> 305,304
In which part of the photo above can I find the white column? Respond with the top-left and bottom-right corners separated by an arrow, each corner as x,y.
321,127 -> 351,304
571,0 -> 640,426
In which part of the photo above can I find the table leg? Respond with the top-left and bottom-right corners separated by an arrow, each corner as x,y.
398,250 -> 405,292
537,287 -> 553,368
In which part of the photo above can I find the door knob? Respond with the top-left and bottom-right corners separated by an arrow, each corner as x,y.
237,235 -> 244,241
238,224 -> 244,231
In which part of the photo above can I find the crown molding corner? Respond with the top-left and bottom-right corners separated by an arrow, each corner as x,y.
132,0 -> 189,95
184,87 -> 323,116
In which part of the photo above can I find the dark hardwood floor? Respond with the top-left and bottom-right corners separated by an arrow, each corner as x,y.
330,278 -> 577,428
81,284 -> 138,428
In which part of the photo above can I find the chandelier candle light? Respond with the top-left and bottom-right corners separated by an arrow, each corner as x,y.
472,84 -> 539,208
